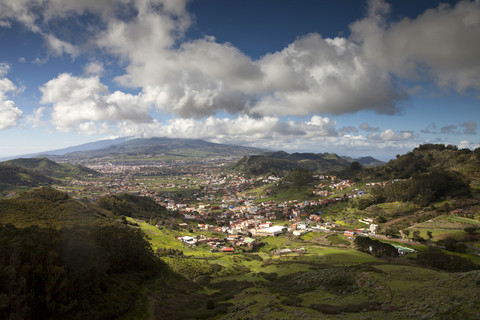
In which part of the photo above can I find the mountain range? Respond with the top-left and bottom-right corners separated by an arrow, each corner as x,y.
45,137 -> 268,161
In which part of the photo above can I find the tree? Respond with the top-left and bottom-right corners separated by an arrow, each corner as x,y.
426,231 -> 433,242
403,229 -> 410,239
464,226 -> 477,234
412,230 -> 420,241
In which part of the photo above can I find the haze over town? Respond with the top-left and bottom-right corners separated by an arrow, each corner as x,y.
0,0 -> 479,160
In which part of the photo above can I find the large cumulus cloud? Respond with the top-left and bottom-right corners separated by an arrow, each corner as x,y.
40,73 -> 152,132
253,34 -> 406,116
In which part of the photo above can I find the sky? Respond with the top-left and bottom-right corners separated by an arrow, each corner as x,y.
0,0 -> 479,160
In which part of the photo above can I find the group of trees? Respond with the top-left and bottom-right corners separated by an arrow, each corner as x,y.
416,250 -> 479,272
353,236 -> 399,258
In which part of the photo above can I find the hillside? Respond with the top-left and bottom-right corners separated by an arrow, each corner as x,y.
0,187 -> 169,319
0,165 -> 54,195
95,193 -> 169,220
342,155 -> 385,167
0,187 -> 109,228
227,155 -> 298,177
0,157 -> 98,179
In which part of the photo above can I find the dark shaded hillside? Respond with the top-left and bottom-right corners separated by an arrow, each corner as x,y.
0,187 -> 106,228
0,165 -> 54,195
355,156 -> 385,167
228,151 -> 355,177
1,157 -> 98,179
0,187 -> 171,319
0,224 -> 166,319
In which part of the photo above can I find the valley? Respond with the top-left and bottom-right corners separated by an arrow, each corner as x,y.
0,140 -> 479,319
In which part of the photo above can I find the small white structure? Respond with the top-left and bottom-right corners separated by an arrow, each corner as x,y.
254,225 -> 286,237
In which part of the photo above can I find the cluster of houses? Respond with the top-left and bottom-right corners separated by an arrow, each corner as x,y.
176,234 -> 258,252
343,218 -> 379,239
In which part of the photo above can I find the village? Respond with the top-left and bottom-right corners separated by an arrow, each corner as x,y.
56,158 -> 387,254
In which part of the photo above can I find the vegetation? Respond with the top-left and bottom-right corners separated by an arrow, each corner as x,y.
0,187 -> 168,319
0,165 -> 54,195
1,143 -> 480,319
354,236 -> 399,258
228,151 -> 358,177
416,250 -> 479,272
0,158 -> 98,179
96,193 -> 169,220
357,144 -> 480,181
370,169 -> 471,206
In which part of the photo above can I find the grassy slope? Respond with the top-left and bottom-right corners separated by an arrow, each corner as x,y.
129,216 -> 480,319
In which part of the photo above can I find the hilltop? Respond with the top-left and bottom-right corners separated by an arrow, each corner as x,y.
0,165 -> 54,195
352,144 -> 480,182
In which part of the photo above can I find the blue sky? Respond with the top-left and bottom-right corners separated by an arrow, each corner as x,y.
0,0 -> 479,160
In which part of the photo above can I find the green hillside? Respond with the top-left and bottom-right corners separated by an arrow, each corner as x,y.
0,165 -> 54,195
96,193 -> 169,220
357,144 -> 480,181
0,187 -> 107,228
227,155 -> 297,177
0,157 -> 98,179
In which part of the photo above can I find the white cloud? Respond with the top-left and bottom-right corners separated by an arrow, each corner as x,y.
458,140 -> 480,150
76,121 -> 111,136
83,61 -> 105,76
39,73 -> 152,132
114,115 -> 339,148
368,129 -> 418,141
25,106 -> 46,127
351,0 -> 480,92
44,33 -> 80,58
0,100 -> 23,130
0,63 -> 22,130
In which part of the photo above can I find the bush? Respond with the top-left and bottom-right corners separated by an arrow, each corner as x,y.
416,250 -> 479,272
